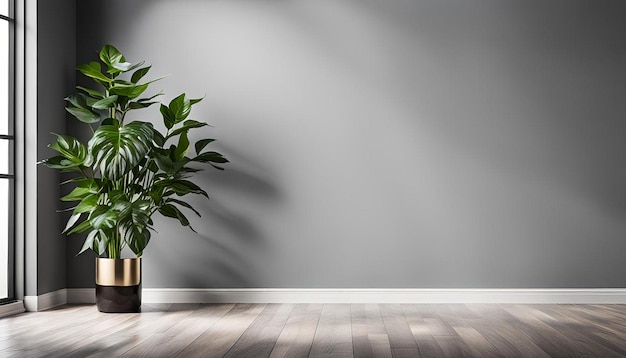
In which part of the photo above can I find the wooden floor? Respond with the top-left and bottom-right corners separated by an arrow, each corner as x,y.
1,303 -> 625,357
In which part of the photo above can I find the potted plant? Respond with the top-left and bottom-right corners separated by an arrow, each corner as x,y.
42,45 -> 228,313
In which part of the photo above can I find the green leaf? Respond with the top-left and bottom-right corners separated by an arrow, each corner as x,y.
49,134 -> 87,165
124,226 -> 151,257
73,194 -> 99,214
99,44 -> 135,74
99,45 -> 125,66
111,62 -> 133,72
41,156 -> 83,172
91,95 -> 118,109
100,117 -> 119,126
190,96 -> 204,106
153,130 -> 166,147
153,151 -> 174,173
65,93 -> 98,108
158,204 -> 195,232
195,138 -> 215,154
78,230 -> 98,255
66,106 -> 100,124
137,91 -> 164,102
118,200 -> 152,256
67,219 -> 92,235
126,61 -> 146,73
169,93 -> 191,124
61,186 -> 94,202
129,101 -> 158,110
107,190 -> 128,203
64,213 -> 82,233
160,104 -> 175,129
65,94 -> 101,123
148,160 -> 159,173
76,86 -> 105,99
167,198 -> 201,217
88,121 -> 154,180
192,151 -> 229,164
89,205 -> 118,230
109,83 -> 149,99
173,131 -> 190,160
110,76 -> 164,99
157,179 -> 208,198
167,120 -> 208,138
75,178 -> 103,189
77,61 -> 112,83
131,65 -> 151,83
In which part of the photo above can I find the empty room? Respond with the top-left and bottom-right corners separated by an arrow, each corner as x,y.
1,0 -> 626,357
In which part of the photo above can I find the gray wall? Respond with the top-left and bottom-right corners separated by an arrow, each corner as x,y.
71,0 -> 626,289
35,0 -> 75,295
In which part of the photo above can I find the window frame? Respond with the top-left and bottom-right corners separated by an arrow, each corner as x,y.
0,0 -> 15,304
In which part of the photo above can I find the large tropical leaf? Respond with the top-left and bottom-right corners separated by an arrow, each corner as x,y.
88,121 -> 154,180
78,229 -> 110,256
49,134 -> 87,165
89,205 -> 119,230
118,200 -> 152,256
42,156 -> 82,172
73,194 -> 99,215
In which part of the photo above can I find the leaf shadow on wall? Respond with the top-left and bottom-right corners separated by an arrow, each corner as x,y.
169,145 -> 282,288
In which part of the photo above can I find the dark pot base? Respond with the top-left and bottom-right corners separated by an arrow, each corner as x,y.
96,284 -> 142,313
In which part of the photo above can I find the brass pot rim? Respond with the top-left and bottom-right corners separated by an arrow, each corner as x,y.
96,257 -> 142,287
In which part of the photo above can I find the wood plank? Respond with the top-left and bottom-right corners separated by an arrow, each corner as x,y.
501,304 -> 591,358
309,304 -> 353,357
380,304 -> 420,353
223,304 -> 293,357
117,304 -> 235,358
530,305 -> 625,357
466,304 -> 550,358
352,304 -> 392,358
434,335 -> 472,358
75,305 -> 180,358
452,325 -> 503,358
175,303 -> 267,358
369,333 -> 393,358
401,304 -> 445,358
269,304 -> 322,358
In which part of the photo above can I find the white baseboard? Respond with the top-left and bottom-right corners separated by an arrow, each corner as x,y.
24,289 -> 67,311
0,301 -> 26,318
63,288 -> 626,304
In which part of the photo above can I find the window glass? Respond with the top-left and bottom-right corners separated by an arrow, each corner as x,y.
0,20 -> 7,135
0,0 -> 11,302
0,0 -> 7,17
0,179 -> 7,299
0,139 -> 7,174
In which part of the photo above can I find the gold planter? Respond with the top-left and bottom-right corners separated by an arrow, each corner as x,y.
95,258 -> 142,313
